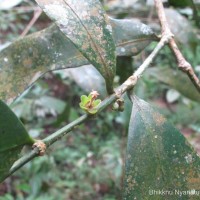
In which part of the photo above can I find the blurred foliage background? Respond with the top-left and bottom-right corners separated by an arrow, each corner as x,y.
0,0 -> 200,199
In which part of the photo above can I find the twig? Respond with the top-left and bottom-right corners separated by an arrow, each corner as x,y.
4,37 -> 167,181
20,8 -> 42,37
154,0 -> 200,93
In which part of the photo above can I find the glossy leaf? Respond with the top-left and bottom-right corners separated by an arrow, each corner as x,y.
165,9 -> 195,44
0,24 -> 88,104
147,67 -> 200,103
123,96 -> 200,199
0,146 -> 23,182
110,18 -> 157,56
35,0 -> 116,94
0,100 -> 34,182
0,19 -> 156,104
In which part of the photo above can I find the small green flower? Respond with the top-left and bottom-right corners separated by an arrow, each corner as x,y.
79,91 -> 101,114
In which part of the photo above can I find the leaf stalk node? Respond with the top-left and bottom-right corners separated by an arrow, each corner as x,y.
32,140 -> 47,156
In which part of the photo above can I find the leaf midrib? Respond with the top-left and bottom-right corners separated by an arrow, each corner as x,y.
117,37 -> 158,47
63,0 -> 111,76
132,96 -> 167,181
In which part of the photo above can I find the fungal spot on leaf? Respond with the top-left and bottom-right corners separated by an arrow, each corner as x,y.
152,112 -> 166,126
185,154 -> 193,164
139,24 -> 153,35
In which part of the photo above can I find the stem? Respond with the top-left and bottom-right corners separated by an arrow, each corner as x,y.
6,37 -> 167,180
20,8 -> 42,37
3,148 -> 39,181
154,0 -> 200,93
43,114 -> 88,147
133,36 -> 169,78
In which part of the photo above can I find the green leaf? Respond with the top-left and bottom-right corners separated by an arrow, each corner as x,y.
35,0 -> 116,94
0,25 -> 88,104
147,67 -> 200,103
0,100 -> 34,151
123,96 -> 200,199
93,99 -> 101,106
0,100 -> 34,182
0,146 -> 23,182
80,95 -> 90,105
0,19 -> 156,104
110,18 -> 157,56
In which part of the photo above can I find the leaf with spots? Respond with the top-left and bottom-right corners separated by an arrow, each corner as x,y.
35,0 -> 116,94
123,95 -> 200,200
0,100 -> 34,182
0,19 -> 156,104
0,25 -> 89,104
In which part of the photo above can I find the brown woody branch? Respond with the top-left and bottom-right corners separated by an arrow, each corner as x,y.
154,0 -> 200,93
20,8 -> 42,37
